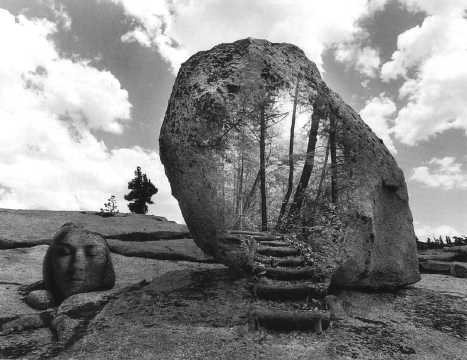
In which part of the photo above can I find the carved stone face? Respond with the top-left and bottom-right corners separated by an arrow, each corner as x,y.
44,223 -> 115,302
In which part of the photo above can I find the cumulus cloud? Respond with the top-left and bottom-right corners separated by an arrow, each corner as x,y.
335,44 -> 381,77
410,157 -> 467,189
381,16 -> 467,81
109,0 -> 388,73
359,94 -> 397,153
399,0 -> 466,17
0,9 -> 131,133
381,2 -> 467,145
0,9 -> 183,222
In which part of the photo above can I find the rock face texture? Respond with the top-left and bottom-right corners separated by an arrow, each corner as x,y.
0,208 -> 189,249
0,210 -> 224,359
50,272 -> 467,360
160,38 -> 419,288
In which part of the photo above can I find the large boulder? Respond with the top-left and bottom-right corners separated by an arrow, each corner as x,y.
159,38 -> 419,289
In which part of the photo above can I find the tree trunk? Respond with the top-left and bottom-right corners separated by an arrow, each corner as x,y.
311,137 -> 330,223
286,103 -> 323,225
276,77 -> 300,230
330,113 -> 337,203
260,105 -> 268,231
243,170 -> 260,213
237,150 -> 244,229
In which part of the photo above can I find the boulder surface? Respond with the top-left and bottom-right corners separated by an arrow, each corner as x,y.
0,208 -> 189,249
160,38 -> 419,288
52,271 -> 466,360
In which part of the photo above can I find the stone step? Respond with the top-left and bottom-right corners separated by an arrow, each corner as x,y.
273,256 -> 305,267
258,240 -> 289,247
255,255 -> 305,268
229,230 -> 269,237
257,246 -> 299,257
254,279 -> 327,300
261,266 -> 318,281
255,256 -> 306,268
254,236 -> 284,242
250,306 -> 330,332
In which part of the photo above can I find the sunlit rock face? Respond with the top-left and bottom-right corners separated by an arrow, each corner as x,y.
160,38 -> 419,288
43,223 -> 115,303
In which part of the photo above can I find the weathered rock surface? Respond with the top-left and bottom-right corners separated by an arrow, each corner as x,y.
25,290 -> 54,310
419,260 -> 453,274
0,327 -> 54,359
0,208 -> 189,248
159,38 -> 419,288
51,271 -> 465,360
0,242 -> 224,359
0,244 -> 222,313
412,273 -> 467,298
418,252 -> 459,262
443,245 -> 467,257
451,263 -> 467,278
418,260 -> 467,278
419,247 -> 467,262
107,238 -> 214,262
418,247 -> 467,278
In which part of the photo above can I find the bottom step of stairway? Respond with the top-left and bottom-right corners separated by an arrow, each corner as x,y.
255,279 -> 328,300
251,306 -> 330,332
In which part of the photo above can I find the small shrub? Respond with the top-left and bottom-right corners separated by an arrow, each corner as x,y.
99,195 -> 119,217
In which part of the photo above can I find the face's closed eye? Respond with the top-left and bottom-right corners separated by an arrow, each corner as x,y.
55,244 -> 73,257
84,245 -> 98,257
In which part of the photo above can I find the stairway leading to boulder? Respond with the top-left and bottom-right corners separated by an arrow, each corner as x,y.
245,232 -> 331,333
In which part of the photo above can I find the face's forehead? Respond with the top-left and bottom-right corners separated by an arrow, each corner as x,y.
59,230 -> 105,248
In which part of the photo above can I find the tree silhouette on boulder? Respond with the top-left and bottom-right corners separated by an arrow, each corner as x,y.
124,166 -> 158,214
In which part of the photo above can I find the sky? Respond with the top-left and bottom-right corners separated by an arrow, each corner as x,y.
0,0 -> 466,238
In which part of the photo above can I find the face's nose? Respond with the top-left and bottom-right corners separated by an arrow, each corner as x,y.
70,248 -> 86,279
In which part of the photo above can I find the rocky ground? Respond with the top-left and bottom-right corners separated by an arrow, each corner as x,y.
418,247 -> 467,278
0,209 -> 466,359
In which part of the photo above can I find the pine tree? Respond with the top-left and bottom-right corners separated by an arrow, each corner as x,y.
124,166 -> 158,214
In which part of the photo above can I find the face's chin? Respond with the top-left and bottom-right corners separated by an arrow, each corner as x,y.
56,277 -> 86,299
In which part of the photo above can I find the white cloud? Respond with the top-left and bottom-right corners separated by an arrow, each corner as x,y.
414,223 -> 461,239
121,27 -> 152,47
335,44 -> 381,77
381,16 -> 467,81
0,9 -> 183,222
410,157 -> 467,189
109,0 -> 388,73
0,9 -> 131,133
399,0 -> 466,17
359,94 -> 397,153
41,0 -> 72,30
381,9 -> 467,145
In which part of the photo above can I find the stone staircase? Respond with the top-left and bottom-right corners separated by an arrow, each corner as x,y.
244,232 -> 331,332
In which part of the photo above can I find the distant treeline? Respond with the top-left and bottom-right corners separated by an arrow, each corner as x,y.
416,235 -> 467,250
